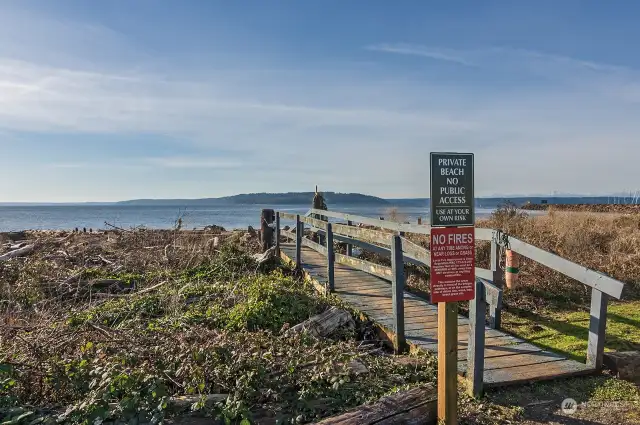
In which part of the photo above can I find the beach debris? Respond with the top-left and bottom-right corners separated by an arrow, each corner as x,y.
315,385 -> 437,424
252,246 -> 276,266
0,244 -> 35,262
289,307 -> 355,338
0,231 -> 27,242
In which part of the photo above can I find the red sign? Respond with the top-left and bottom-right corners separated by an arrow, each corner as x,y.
430,227 -> 475,303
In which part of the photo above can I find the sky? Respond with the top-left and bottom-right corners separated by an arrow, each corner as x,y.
1,0 -> 640,202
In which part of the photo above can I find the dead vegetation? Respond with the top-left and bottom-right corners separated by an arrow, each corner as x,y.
0,229 -> 440,425
522,203 -> 640,214
477,203 -> 640,309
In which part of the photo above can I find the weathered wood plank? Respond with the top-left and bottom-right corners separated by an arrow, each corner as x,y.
482,360 -> 594,386
474,349 -> 565,371
310,208 -> 497,241
315,385 -> 437,425
333,223 -> 393,246
277,211 -> 297,221
400,237 -> 430,265
300,215 -> 328,229
301,237 -> 328,256
458,342 -> 542,361
467,280 -> 485,398
311,227 -> 427,267
281,229 -> 296,240
475,268 -> 493,281
587,288 -> 609,369
334,253 -> 393,280
310,208 -> 432,235
507,236 -> 624,298
482,279 -> 503,330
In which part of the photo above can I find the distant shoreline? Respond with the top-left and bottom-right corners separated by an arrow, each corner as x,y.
521,203 -> 640,214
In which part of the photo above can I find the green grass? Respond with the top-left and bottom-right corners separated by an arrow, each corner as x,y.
501,300 -> 640,362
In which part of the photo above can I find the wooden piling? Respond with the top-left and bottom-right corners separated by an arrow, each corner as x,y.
260,209 -> 275,252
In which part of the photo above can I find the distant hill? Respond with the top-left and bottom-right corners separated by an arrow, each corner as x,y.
117,192 -> 389,206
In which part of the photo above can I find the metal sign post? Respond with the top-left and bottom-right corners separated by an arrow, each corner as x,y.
430,152 -> 475,425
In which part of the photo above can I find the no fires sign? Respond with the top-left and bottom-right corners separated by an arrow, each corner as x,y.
430,227 -> 475,303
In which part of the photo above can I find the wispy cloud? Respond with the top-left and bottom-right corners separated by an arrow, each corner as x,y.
366,43 -> 474,66
145,157 -> 243,169
50,157 -> 244,170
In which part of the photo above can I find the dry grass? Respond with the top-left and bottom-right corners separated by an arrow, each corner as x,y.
478,207 -> 640,306
0,229 -> 259,326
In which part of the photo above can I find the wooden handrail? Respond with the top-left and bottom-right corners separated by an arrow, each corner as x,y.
332,222 -> 392,246
505,236 -> 624,299
300,209 -> 626,299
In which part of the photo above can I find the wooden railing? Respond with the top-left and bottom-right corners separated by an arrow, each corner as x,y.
272,208 -> 626,397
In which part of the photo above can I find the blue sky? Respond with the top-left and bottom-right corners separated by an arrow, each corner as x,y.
1,1 -> 640,201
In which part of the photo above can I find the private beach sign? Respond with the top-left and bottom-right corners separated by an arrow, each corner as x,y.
429,153 -> 474,227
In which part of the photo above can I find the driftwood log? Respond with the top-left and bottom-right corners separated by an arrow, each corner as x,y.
0,244 -> 35,262
315,385 -> 437,424
290,307 -> 355,338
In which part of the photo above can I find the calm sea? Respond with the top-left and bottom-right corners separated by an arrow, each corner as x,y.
0,204 -> 500,232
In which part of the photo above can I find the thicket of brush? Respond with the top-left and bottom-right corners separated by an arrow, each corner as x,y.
1,230 -> 437,425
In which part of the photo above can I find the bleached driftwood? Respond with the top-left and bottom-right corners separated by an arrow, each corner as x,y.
0,244 -> 35,262
252,246 -> 276,266
290,307 -> 355,338
315,385 -> 437,425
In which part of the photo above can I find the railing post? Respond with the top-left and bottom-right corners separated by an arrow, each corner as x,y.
489,238 -> 504,329
326,223 -> 335,292
345,220 -> 353,257
275,212 -> 281,258
467,279 -> 486,398
391,235 -> 406,353
587,288 -> 609,369
295,214 -> 302,269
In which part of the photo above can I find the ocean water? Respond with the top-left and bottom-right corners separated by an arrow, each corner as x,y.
0,204 -> 500,232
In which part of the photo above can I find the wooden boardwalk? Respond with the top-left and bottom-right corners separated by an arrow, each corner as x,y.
281,243 -> 595,387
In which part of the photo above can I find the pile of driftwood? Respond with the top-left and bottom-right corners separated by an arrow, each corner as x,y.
0,227 -> 258,308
